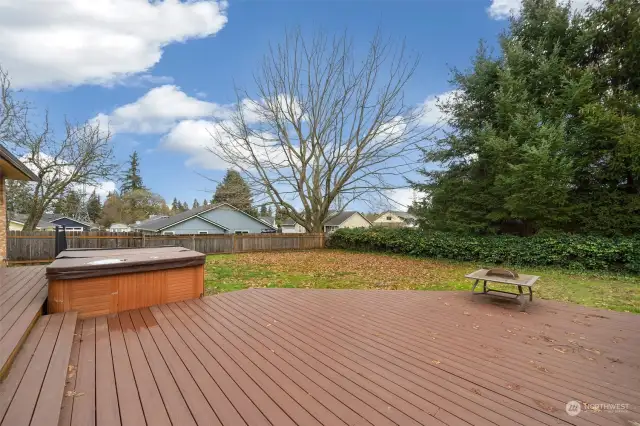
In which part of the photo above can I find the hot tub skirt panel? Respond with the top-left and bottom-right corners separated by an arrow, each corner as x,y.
48,265 -> 204,319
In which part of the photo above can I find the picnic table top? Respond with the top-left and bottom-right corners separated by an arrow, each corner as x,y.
465,269 -> 539,287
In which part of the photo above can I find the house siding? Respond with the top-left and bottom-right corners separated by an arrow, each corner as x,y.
162,216 -> 227,235
338,213 -> 371,229
199,205 -> 272,233
374,212 -> 405,225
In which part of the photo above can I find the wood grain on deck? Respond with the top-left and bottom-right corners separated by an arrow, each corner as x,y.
59,289 -> 640,425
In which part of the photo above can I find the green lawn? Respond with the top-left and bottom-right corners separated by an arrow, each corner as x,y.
205,250 -> 640,313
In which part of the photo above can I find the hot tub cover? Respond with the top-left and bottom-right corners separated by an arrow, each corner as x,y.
46,247 -> 205,280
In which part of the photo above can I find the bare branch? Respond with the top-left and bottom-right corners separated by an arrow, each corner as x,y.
208,29 -> 437,231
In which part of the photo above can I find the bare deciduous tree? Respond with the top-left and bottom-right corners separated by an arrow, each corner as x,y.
1,66 -> 117,230
14,118 -> 117,230
209,30 -> 435,232
0,66 -> 25,143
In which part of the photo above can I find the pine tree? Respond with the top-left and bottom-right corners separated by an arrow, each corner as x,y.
412,0 -> 640,236
213,169 -> 256,215
259,204 -> 268,216
171,197 -> 180,213
120,151 -> 145,194
192,199 -> 200,209
267,206 -> 273,216
203,199 -> 209,206
181,201 -> 189,211
87,190 -> 102,223
54,191 -> 82,217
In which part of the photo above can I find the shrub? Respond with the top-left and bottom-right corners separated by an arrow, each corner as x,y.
327,228 -> 640,273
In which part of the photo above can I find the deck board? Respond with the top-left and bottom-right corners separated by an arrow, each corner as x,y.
0,266 -> 47,377
12,288 -> 638,426
0,312 -> 76,426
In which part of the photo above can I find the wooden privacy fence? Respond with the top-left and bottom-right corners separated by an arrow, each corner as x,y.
7,231 -> 326,264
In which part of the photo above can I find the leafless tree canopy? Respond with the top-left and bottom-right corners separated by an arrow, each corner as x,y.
1,66 -> 117,230
209,30 -> 434,232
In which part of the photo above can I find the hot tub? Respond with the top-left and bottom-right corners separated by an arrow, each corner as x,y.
47,247 -> 205,319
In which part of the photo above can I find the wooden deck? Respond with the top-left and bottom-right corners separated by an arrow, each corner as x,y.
0,312 -> 77,426
0,266 -> 48,377
51,289 -> 640,426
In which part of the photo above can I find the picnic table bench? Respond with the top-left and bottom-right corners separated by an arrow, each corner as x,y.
465,269 -> 539,311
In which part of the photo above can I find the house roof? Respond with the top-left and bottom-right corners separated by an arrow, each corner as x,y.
380,210 -> 417,221
324,211 -> 370,226
134,203 -> 277,232
282,211 -> 370,227
41,214 -> 97,229
9,212 -> 57,229
0,145 -> 39,181
259,216 -> 276,227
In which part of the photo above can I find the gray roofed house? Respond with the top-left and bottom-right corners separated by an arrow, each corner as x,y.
132,203 -> 277,235
323,211 -> 371,233
281,211 -> 371,233
8,212 -> 57,231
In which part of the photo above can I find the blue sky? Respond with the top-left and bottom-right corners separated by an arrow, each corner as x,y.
1,0 -> 546,211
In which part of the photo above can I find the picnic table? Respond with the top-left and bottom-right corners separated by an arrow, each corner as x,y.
465,269 -> 539,311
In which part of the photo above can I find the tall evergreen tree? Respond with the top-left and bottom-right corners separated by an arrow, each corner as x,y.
259,204 -> 268,216
53,191 -> 82,217
181,201 -> 189,212
412,0 -> 639,236
203,199 -> 209,206
192,199 -> 200,209
213,169 -> 256,215
87,190 -> 102,223
120,151 -> 145,194
171,197 -> 180,213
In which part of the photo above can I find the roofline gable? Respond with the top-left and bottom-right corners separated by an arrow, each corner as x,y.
158,213 -> 229,231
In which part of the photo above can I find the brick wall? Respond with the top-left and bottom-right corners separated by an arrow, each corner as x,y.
0,170 -> 6,265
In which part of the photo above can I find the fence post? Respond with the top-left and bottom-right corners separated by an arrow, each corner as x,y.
231,233 -> 235,254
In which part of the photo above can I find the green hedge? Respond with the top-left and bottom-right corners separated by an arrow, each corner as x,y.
327,228 -> 640,273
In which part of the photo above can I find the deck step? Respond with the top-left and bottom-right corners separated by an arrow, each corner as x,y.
0,311 -> 78,426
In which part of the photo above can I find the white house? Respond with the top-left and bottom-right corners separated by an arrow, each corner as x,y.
108,223 -> 132,233
373,210 -> 418,228
323,211 -> 371,233
280,218 -> 307,234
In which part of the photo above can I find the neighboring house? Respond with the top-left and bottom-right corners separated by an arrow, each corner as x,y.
0,145 -> 39,263
323,211 -> 372,233
133,203 -> 277,235
39,214 -> 99,232
108,223 -> 132,233
373,211 -> 418,228
280,218 -> 307,234
8,213 -> 56,231
259,216 -> 276,228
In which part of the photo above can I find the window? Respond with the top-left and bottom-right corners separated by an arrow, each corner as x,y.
162,231 -> 175,235
234,230 -> 249,234
325,225 -> 339,233
65,227 -> 83,232
386,216 -> 392,221
198,231 -> 209,235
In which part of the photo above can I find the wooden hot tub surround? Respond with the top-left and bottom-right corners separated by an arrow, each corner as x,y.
46,247 -> 205,319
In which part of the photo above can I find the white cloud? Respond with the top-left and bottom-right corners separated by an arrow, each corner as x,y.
0,0 -> 228,88
487,0 -> 598,20
93,85 -> 231,134
162,119 -> 229,170
81,181 -> 117,198
418,90 -> 459,126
